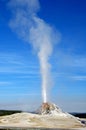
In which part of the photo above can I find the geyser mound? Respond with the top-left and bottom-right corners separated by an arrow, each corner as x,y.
0,102 -> 85,129
37,102 -> 76,118
37,102 -> 63,115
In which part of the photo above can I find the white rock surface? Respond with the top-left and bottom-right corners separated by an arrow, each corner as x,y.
0,103 -> 85,129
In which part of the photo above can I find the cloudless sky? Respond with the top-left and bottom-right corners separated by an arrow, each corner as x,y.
0,0 -> 86,112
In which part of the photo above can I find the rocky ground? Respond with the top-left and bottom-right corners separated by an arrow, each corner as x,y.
0,103 -> 85,129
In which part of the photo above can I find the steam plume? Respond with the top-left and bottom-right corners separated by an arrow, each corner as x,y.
8,0 -> 60,103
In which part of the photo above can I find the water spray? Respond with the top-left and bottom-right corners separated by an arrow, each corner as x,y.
8,0 -> 60,103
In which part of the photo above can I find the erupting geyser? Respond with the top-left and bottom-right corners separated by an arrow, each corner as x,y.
8,0 -> 60,103
2,1 -> 86,129
38,33 -> 53,103
30,17 -> 54,103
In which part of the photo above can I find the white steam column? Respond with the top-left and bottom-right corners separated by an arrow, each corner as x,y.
38,42 -> 52,103
8,0 -> 60,103
30,17 -> 53,103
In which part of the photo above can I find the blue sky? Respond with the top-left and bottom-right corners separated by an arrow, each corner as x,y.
0,0 -> 86,112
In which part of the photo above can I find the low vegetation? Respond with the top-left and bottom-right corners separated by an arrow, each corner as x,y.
0,110 -> 22,116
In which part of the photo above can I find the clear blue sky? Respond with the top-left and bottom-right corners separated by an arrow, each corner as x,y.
0,0 -> 86,112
